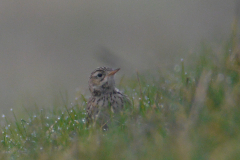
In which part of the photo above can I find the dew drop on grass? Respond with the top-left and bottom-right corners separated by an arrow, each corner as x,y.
5,126 -> 8,130
8,124 -> 10,127
58,117 -> 61,120
139,98 -> 141,100
70,110 -> 73,113
82,118 -> 86,123
33,115 -> 37,118
2,114 -> 5,118
10,108 -> 13,111
31,131 -> 36,137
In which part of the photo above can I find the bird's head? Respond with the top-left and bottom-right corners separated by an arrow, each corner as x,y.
88,67 -> 120,96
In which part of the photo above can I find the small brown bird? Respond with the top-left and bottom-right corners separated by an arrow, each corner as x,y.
86,67 -> 129,130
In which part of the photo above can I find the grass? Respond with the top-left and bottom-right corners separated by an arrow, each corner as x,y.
1,32 -> 240,160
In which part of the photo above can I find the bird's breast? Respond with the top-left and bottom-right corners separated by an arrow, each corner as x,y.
91,92 -> 124,112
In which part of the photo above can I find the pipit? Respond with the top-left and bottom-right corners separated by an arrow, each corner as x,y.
86,67 -> 129,130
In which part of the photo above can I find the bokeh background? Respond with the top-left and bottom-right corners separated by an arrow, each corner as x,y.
0,0 -> 237,115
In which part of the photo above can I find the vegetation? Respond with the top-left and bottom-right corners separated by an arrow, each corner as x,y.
1,30 -> 240,159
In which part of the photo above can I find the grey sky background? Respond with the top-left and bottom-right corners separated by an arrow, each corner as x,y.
0,0 -> 237,115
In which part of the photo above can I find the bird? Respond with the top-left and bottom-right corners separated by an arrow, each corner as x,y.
86,67 -> 130,130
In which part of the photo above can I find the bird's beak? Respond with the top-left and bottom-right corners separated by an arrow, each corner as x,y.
108,68 -> 120,76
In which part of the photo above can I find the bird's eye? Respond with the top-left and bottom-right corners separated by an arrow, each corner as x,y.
97,73 -> 103,77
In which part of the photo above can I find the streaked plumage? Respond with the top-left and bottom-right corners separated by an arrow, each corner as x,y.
86,67 -> 129,130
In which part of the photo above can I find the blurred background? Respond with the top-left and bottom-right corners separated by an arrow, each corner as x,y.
0,0 -> 237,115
